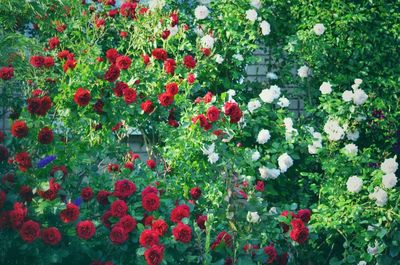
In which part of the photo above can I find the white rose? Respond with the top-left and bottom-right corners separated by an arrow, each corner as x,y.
319,82 -> 332,94
353,89 -> 368,105
245,9 -> 258,22
313,23 -> 326,36
257,129 -> 271,144
354,78 -> 363,85
214,54 -> 224,64
367,242 -> 379,255
194,5 -> 209,20
148,0 -> 166,10
201,35 -> 215,49
342,90 -> 354,102
251,151 -> 261,161
260,21 -> 271,35
381,156 -> 398,174
346,130 -> 360,141
357,261 -> 367,265
233,54 -> 244,61
208,152 -> 219,164
297,65 -> 310,78
278,153 -> 293,173
382,173 -> 397,189
277,96 -> 290,108
259,89 -> 275,103
344,143 -> 358,156
369,187 -> 388,207
323,119 -> 345,141
283,117 -> 294,130
247,99 -> 261,113
259,166 -> 280,179
250,0 -> 262,9
346,176 -> 363,193
266,72 -> 278,80
270,85 -> 281,99
246,211 -> 260,223
168,25 -> 179,36
308,144 -> 318,154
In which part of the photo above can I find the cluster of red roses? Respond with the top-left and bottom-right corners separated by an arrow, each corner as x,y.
192,99 -> 243,131
280,209 -> 311,244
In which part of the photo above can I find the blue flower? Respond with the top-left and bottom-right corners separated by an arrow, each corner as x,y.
37,155 -> 56,168
73,197 -> 83,207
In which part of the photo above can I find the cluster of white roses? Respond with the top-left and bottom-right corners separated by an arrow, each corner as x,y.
323,119 -> 345,141
245,0 -> 271,36
347,156 -> 398,207
342,79 -> 368,105
202,143 -> 219,164
259,85 -> 281,103
259,153 -> 294,180
307,127 -> 323,154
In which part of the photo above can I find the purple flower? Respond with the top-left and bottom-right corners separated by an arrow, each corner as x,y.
37,155 -> 56,168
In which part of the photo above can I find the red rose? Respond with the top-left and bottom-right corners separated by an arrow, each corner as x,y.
196,215 -> 207,230
50,165 -> 68,177
263,245 -> 277,264
151,219 -> 168,236
60,203 -> 80,223
170,204 -> 190,223
0,66 -> 14,80
170,13 -> 179,26
30,56 -> 44,68
108,164 -> 120,173
117,215 -> 137,233
63,58 -> 77,72
74,88 -> 91,106
9,203 -> 27,229
165,82 -> 179,95
0,130 -> 4,142
48,37 -> 60,50
43,56 -> 55,67
183,55 -> 196,69
76,220 -> 96,240
158,92 -> 174,107
206,106 -> 220,122
141,186 -> 158,198
143,215 -> 154,226
123,88 -> 137,104
187,73 -> 196,84
203,91 -> 213,103
113,81 -> 128,97
164,58 -> 176,74
116,55 -> 132,70
144,245 -> 164,265
120,31 -> 127,38
276,253 -> 289,265
27,96 -> 52,116
255,180 -> 265,191
109,9 -> 119,17
146,159 -> 156,169
211,231 -> 232,249
192,114 -> 211,130
141,100 -> 155,113
104,64 -> 121,82
15,152 -> 32,172
120,2 -> 137,18
114,179 -> 136,199
142,193 -> 160,212
81,187 -> 94,201
0,145 -> 9,162
38,127 -> 54,144
41,227 -> 62,245
201,48 -> 211,56
93,99 -> 104,114
124,162 -> 134,171
11,120 -> 28,138
97,190 -> 111,205
111,199 -> 128,218
101,211 -> 113,229
172,222 -> 192,243
139,229 -> 160,247
142,54 -> 150,65
296,209 -> 311,223
161,30 -> 170,40
56,23 -> 67,32
19,185 -> 33,202
0,191 -> 6,208
224,102 -> 242,123
290,227 -> 309,244
106,48 -> 120,64
95,18 -> 105,28
189,187 -> 202,200
110,225 -> 128,244
58,50 -> 71,60
290,218 -> 305,230
151,48 -> 168,61
20,220 -> 40,243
